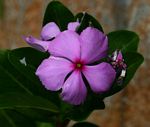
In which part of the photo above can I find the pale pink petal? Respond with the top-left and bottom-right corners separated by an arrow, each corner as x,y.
48,30 -> 81,61
36,56 -> 73,91
80,27 -> 108,64
41,22 -> 60,41
61,71 -> 87,105
83,62 -> 116,93
67,22 -> 80,31
117,51 -> 123,61
23,36 -> 50,52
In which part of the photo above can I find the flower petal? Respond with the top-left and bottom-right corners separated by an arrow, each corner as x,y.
80,27 -> 108,64
24,36 -> 50,52
41,22 -> 60,41
48,30 -> 81,61
67,22 -> 80,31
83,62 -> 116,93
117,51 -> 123,61
61,71 -> 87,105
36,56 -> 73,91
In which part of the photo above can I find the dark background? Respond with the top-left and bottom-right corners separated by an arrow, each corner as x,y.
0,0 -> 149,127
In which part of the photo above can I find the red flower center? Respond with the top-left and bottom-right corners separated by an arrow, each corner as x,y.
74,60 -> 85,71
76,63 -> 82,69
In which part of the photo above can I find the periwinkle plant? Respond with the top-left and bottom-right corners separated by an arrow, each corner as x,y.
0,1 -> 144,127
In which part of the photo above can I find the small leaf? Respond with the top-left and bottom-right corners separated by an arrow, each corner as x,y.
73,122 -> 98,127
103,52 -> 144,97
75,12 -> 103,34
107,30 -> 139,54
0,93 -> 59,113
43,1 -> 74,31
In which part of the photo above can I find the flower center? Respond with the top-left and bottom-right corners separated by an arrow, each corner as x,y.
76,63 -> 82,68
74,60 -> 84,71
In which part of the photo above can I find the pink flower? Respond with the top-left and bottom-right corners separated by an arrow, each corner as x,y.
24,22 -> 116,105
24,22 -> 80,52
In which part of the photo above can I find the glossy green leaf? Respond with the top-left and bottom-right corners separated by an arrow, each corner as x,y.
0,49 -> 60,122
0,49 -> 44,95
107,30 -> 139,54
75,12 -> 103,34
8,47 -> 48,68
7,47 -> 60,105
123,52 -> 144,85
102,30 -> 143,97
0,50 -> 28,94
8,48 -> 49,96
73,122 -> 98,127
43,1 -> 74,30
103,52 -> 144,97
0,93 -> 58,113
0,109 -> 36,127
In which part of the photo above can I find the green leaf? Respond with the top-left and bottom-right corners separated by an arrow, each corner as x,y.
0,49 -> 44,95
103,52 -> 144,97
16,108 -> 57,122
8,48 -> 49,95
64,95 -> 105,121
101,30 -> 143,97
0,93 -> 58,113
107,30 -> 139,54
6,47 -> 60,105
0,49 -> 60,122
73,122 -> 98,127
0,50 -> 28,94
0,109 -> 36,127
123,52 -> 144,85
8,47 -> 48,68
75,12 -> 103,34
38,122 -> 54,127
43,1 -> 74,31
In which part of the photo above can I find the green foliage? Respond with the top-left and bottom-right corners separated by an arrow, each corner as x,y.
0,49 -> 59,126
64,95 -> 105,121
75,12 -> 103,33
0,93 -> 58,112
0,109 -> 37,127
43,1 -> 74,31
100,30 -> 144,98
0,1 -> 144,126
8,48 -> 58,102
107,30 -> 139,54
103,52 -> 144,97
